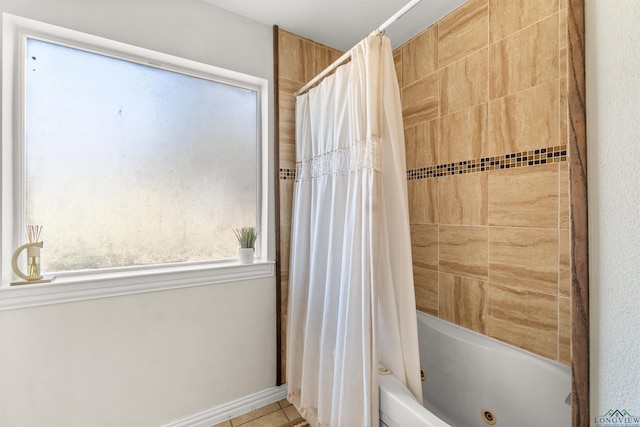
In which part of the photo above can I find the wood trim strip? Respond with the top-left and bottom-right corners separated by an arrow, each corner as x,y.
273,24 -> 283,386
567,0 -> 589,425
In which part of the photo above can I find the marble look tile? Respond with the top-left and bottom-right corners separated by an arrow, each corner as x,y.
560,0 -> 567,9
489,227 -> 559,294
488,283 -> 558,360
393,47 -> 403,88
559,296 -> 571,365
283,405 -> 302,421
278,399 -> 292,409
438,0 -> 489,68
440,104 -> 488,164
315,43 -> 343,75
279,143 -> 296,171
231,402 -> 282,426
402,73 -> 439,128
439,273 -> 487,333
559,229 -> 570,297
408,178 -> 439,225
212,420 -> 232,427
278,30 -> 316,83
278,78 -> 301,128
559,78 -> 568,153
488,163 -> 559,228
402,26 -> 438,87
280,276 -> 289,324
488,81 -> 559,155
440,48 -> 488,116
279,179 -> 294,226
559,161 -> 570,229
414,267 -> 439,316
238,410 -> 289,427
405,119 -> 438,169
278,78 -> 301,163
280,225 -> 291,273
489,0 -> 559,42
559,9 -> 567,78
439,172 -> 488,226
489,14 -> 559,99
411,224 -> 439,270
439,225 -> 488,280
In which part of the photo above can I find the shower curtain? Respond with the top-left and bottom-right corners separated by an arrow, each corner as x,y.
287,35 -> 422,427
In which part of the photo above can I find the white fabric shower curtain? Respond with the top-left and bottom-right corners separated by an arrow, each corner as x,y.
287,35 -> 422,427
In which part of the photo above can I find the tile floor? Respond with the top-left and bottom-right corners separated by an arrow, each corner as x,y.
212,399 -> 306,427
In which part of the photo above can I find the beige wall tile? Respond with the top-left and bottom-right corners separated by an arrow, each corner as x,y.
279,143 -> 296,169
279,225 -> 291,273
393,48 -> 403,88
438,0 -> 489,68
440,104 -> 488,163
489,227 -> 559,294
559,9 -> 567,78
488,283 -> 558,359
559,229 -> 570,297
488,81 -> 560,155
414,267 -> 439,316
278,30 -> 316,83
402,73 -> 439,127
439,172 -> 488,225
489,0 -> 559,42
560,0 -> 567,9
403,26 -> 438,87
488,163 -> 559,228
440,48 -> 488,116
559,296 -> 571,365
439,225 -> 488,280
279,179 -> 294,226
405,119 -> 438,169
408,178 -> 439,225
560,77 -> 568,147
411,224 -> 439,270
559,161 -> 570,228
439,273 -> 487,333
278,78 -> 301,166
489,14 -> 559,99
315,43 -> 343,74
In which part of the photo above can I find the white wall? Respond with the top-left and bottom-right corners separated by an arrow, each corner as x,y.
0,1 -> 276,426
586,0 -> 640,420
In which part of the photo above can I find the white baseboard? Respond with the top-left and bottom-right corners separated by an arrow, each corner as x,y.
163,384 -> 288,427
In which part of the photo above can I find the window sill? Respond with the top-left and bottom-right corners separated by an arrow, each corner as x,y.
0,260 -> 275,311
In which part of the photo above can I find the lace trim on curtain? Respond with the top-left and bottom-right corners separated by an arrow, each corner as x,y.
295,137 -> 382,181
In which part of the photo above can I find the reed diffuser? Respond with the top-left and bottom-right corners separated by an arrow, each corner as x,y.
11,224 -> 51,284
26,225 -> 43,277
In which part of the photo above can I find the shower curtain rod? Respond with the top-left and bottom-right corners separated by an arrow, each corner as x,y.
294,0 -> 423,96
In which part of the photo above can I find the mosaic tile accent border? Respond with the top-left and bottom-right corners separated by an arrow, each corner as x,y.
280,168 -> 296,180
407,145 -> 567,180
279,145 -> 567,181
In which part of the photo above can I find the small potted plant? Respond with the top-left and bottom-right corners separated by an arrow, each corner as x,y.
234,226 -> 259,264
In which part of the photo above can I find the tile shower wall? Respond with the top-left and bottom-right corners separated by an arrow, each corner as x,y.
276,0 -> 571,378
396,0 -> 570,365
277,29 -> 343,383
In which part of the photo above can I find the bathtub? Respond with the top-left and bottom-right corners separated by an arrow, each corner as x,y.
379,310 -> 571,427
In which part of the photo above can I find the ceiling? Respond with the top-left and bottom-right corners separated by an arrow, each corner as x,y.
200,0 -> 468,51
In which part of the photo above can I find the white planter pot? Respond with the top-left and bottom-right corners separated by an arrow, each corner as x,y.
238,247 -> 255,264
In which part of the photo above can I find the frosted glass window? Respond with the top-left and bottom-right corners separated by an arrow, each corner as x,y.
25,38 -> 258,272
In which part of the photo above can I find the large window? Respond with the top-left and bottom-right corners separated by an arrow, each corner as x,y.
2,15 -> 270,295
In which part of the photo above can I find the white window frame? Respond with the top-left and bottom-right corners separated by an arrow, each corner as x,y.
0,14 -> 273,311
